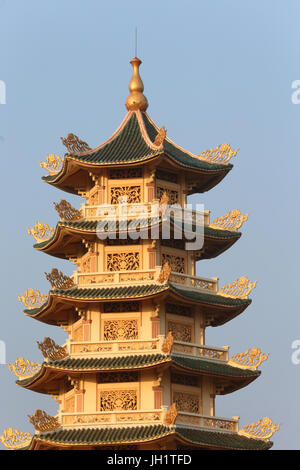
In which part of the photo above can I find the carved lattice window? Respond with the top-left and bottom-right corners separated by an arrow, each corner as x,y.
156,169 -> 178,184
107,252 -> 140,271
173,391 -> 200,414
162,253 -> 185,273
103,301 -> 140,313
157,187 -> 179,204
110,186 -> 141,204
103,319 -> 139,340
98,372 -> 139,383
166,303 -> 192,317
109,169 -> 142,179
168,321 -> 193,343
100,390 -> 138,411
171,373 -> 198,387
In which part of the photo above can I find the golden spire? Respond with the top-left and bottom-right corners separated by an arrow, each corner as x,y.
125,57 -> 148,111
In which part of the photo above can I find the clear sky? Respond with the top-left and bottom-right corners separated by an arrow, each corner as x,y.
0,0 -> 299,450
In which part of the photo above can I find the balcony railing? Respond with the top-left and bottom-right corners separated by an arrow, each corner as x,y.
176,412 -> 239,432
172,341 -> 229,361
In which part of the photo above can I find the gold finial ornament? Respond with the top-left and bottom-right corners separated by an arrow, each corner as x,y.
164,403 -> 178,426
239,418 -> 280,440
229,347 -> 269,370
27,222 -> 55,243
8,358 -> 41,379
211,210 -> 249,231
18,289 -> 48,309
39,154 -> 64,175
198,143 -> 239,164
157,262 -> 172,284
0,428 -> 32,450
28,410 -> 60,433
218,276 -> 257,299
125,57 -> 148,111
37,337 -> 68,361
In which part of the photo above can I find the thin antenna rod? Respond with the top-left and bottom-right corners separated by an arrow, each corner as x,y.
135,27 -> 138,57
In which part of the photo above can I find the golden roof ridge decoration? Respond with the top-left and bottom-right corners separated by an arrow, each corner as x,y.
228,347 -> 269,370
0,428 -> 32,450
61,133 -> 91,154
161,331 -> 174,354
210,209 -> 249,231
157,262 -> 172,284
53,200 -> 82,221
218,276 -> 257,299
39,154 -> 64,175
239,417 -> 280,440
125,57 -> 148,112
198,143 -> 239,164
28,409 -> 60,433
27,222 -> 55,243
8,358 -> 41,379
37,337 -> 68,361
154,126 -> 167,147
45,268 -> 74,290
164,403 -> 178,426
18,289 -> 48,309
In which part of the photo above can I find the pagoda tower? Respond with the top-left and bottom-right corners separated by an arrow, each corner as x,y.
1,57 -> 280,450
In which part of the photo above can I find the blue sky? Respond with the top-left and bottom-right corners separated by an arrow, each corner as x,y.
0,0 -> 299,450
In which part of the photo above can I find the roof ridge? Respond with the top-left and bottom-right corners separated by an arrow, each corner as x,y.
135,110 -> 162,150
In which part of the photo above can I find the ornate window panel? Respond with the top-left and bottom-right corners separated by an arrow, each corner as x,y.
166,303 -> 193,317
98,372 -> 139,383
156,168 -> 178,184
171,373 -> 198,387
99,390 -> 138,411
103,319 -> 139,341
173,391 -> 201,414
110,186 -> 141,204
162,253 -> 185,274
109,168 -> 142,179
157,187 -> 179,205
167,320 -> 193,343
106,252 -> 140,271
103,301 -> 140,313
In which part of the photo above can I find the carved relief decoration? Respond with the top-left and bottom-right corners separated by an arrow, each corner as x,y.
103,301 -> 140,313
156,169 -> 178,184
218,276 -> 257,299
157,187 -> 178,205
229,347 -> 269,369
106,252 -> 140,271
37,337 -> 68,361
162,253 -> 185,273
173,392 -> 200,414
39,154 -> 64,175
99,390 -> 138,411
98,372 -> 138,383
61,133 -> 91,154
110,186 -> 141,204
53,200 -> 82,221
164,403 -> 178,426
27,222 -> 55,243
28,409 -> 60,432
0,428 -> 32,450
171,373 -> 198,387
110,168 -> 142,179
157,262 -> 171,284
198,143 -> 239,164
167,321 -> 193,343
8,358 -> 41,379
210,209 -> 248,231
44,268 -> 75,289
103,320 -> 139,341
161,331 -> 174,354
239,418 -> 280,440
18,289 -> 48,309
165,303 -> 192,317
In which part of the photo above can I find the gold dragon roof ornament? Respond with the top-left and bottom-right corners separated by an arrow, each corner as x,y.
239,418 -> 280,440
228,348 -> 269,370
125,57 -> 148,111
37,337 -> 68,361
198,143 -> 239,164
210,209 -> 249,231
164,403 -> 178,426
157,262 -> 172,284
44,268 -> 75,290
61,133 -> 91,154
154,126 -> 167,147
27,222 -> 55,243
39,154 -> 64,175
18,289 -> 48,309
218,276 -> 257,299
0,428 -> 32,450
28,409 -> 61,433
161,331 -> 174,354
53,200 -> 82,221
8,358 -> 41,379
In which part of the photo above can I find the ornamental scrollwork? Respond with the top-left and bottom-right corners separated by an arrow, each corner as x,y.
106,252 -> 140,271
37,337 -> 68,361
110,186 -> 141,204
28,409 -> 60,433
39,154 -> 64,175
198,143 -> 239,164
8,358 -> 41,379
18,289 -> 48,309
157,187 -> 178,205
154,126 -> 167,147
103,319 -> 139,341
173,392 -> 200,414
218,276 -> 257,299
161,331 -> 174,354
164,403 -> 178,426
0,428 -> 32,450
210,209 -> 249,231
239,417 -> 280,440
44,268 -> 75,289
157,262 -> 172,284
61,133 -> 91,154
53,200 -> 82,221
229,347 -> 269,369
27,222 -> 55,243
162,254 -> 185,274
100,390 -> 138,411
167,321 -> 192,343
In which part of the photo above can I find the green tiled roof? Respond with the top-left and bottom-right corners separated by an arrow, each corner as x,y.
26,424 -> 272,450
43,112 -> 231,186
